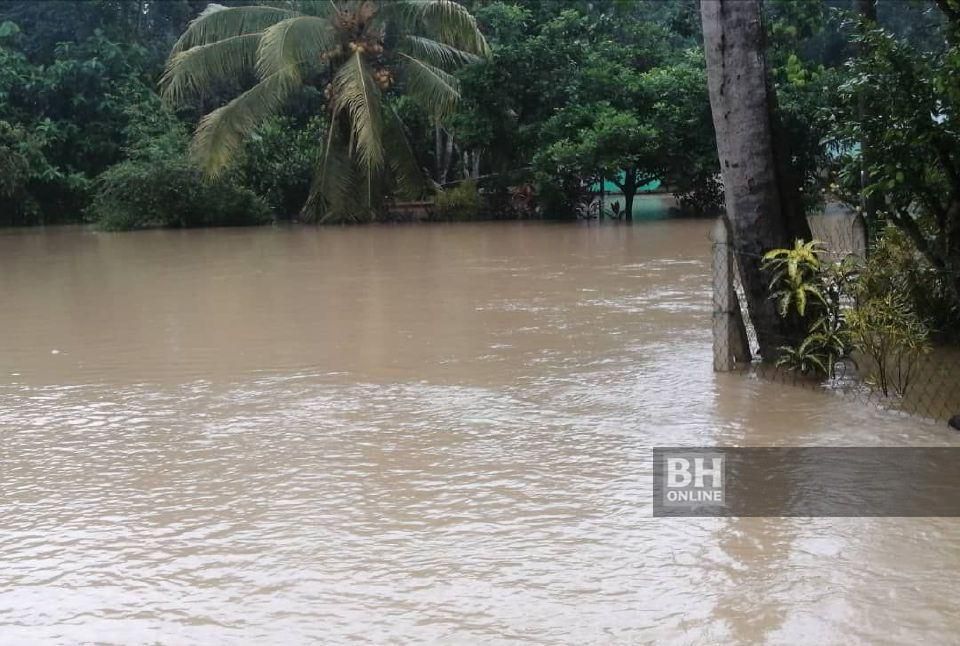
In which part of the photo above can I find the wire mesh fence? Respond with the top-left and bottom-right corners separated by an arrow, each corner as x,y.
712,209 -> 960,425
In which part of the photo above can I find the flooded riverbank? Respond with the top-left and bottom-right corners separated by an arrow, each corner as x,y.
1,220 -> 958,642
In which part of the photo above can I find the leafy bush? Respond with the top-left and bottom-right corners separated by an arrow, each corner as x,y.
434,180 -> 481,221
857,228 -> 959,342
763,235 -> 932,397
235,115 -> 325,219
88,95 -> 271,231
763,240 -> 858,378
90,159 -> 271,231
846,291 -> 930,397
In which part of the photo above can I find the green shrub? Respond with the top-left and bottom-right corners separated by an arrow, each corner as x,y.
89,159 -> 271,231
857,227 -> 959,341
434,180 -> 481,221
763,240 -> 858,378
847,291 -> 930,397
87,94 -> 272,231
763,234 -> 932,397
235,115 -> 325,219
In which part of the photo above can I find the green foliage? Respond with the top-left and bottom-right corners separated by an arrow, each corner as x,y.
235,115 -> 326,218
847,291 -> 931,398
0,10 -> 160,223
764,239 -> 857,377
858,228 -> 960,339
641,50 -> 722,214
518,6 -> 717,219
831,11 -> 960,321
434,180 -> 481,220
765,234 -> 933,397
91,159 -> 271,231
87,96 -> 271,231
161,0 -> 490,222
776,334 -> 832,377
535,104 -> 659,210
763,240 -> 826,318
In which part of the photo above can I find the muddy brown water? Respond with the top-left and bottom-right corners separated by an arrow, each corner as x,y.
1,217 -> 959,643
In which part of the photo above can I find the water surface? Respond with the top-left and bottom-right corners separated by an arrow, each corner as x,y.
1,220 -> 958,643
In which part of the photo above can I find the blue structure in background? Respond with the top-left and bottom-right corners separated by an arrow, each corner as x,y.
588,173 -> 661,194
588,173 -> 668,220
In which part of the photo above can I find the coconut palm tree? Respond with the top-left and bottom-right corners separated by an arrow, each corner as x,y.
160,0 -> 489,221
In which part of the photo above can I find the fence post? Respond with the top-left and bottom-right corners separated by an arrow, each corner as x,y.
711,218 -> 751,371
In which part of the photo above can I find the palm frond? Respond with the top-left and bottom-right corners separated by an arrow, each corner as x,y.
383,105 -> 427,198
399,53 -> 460,120
191,69 -> 300,176
380,0 -> 490,57
399,35 -> 480,70
256,15 -> 338,81
332,52 -> 384,176
172,4 -> 295,55
307,113 -> 358,221
161,33 -> 261,105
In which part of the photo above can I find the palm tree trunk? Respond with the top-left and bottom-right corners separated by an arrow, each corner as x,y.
700,0 -> 802,359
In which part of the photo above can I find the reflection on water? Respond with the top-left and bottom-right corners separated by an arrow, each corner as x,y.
0,220 -> 958,642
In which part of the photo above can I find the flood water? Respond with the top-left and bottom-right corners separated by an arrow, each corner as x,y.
1,217 -> 959,643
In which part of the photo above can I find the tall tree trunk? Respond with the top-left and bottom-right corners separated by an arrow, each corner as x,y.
701,0 -> 807,359
856,0 -> 880,246
461,150 -> 482,179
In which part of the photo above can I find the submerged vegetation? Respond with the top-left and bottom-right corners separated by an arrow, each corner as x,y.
0,0 -> 955,348
763,233 -> 933,398
0,0 -> 724,227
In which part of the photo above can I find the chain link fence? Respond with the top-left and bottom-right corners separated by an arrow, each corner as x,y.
712,209 -> 960,425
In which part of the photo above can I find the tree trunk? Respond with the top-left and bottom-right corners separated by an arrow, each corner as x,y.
598,171 -> 605,220
434,123 -> 454,184
700,0 -> 805,359
461,150 -> 482,180
623,169 -> 636,222
856,0 -> 880,245
434,122 -> 442,182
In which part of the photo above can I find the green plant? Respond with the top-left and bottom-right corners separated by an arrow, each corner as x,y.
764,239 -> 860,378
762,239 -> 826,317
764,235 -> 932,397
235,114 -> 326,218
776,333 -> 831,376
90,158 -> 271,230
160,0 -> 490,221
846,291 -> 931,397
833,16 -> 960,314
434,180 -> 480,220
88,96 -> 272,231
858,227 -> 959,342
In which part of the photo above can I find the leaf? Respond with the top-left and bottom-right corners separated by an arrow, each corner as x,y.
796,287 -> 807,316
400,35 -> 480,70
307,112 -> 358,221
161,33 -> 261,105
380,0 -> 490,57
332,52 -> 384,185
383,105 -> 428,199
256,15 -> 337,82
400,53 -> 460,120
172,5 -> 295,55
191,69 -> 300,177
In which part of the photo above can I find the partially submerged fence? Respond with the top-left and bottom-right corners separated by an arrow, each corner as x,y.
711,210 -> 960,425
